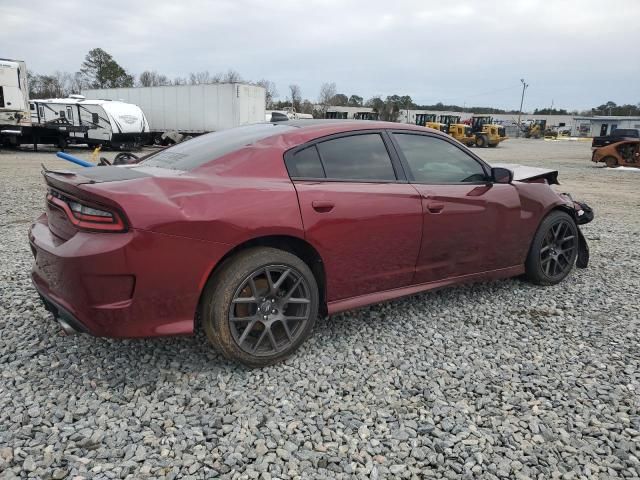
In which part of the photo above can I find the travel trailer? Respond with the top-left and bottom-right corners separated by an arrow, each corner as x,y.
29,96 -> 150,149
0,58 -> 31,145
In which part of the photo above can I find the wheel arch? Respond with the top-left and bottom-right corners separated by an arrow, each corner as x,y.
196,234 -> 328,327
524,203 -> 577,260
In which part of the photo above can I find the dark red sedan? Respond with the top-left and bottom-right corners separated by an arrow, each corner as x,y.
29,121 -> 592,366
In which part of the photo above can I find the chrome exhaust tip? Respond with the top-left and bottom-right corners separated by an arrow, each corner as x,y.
58,317 -> 78,335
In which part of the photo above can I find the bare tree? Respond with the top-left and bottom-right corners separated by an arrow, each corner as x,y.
222,69 -> 242,83
189,71 -> 212,85
318,82 -> 337,115
256,79 -> 278,108
138,70 -> 170,87
289,84 -> 302,111
172,76 -> 187,85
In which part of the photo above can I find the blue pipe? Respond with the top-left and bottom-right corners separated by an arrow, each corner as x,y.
56,151 -> 94,168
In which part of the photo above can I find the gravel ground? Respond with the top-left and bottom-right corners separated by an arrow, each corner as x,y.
0,140 -> 639,479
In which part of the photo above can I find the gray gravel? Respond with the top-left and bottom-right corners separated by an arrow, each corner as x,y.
1,140 -> 639,479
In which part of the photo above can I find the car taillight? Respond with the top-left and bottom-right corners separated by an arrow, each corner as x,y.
47,191 -> 126,232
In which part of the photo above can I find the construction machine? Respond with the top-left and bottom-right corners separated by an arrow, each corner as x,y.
415,113 -> 446,132
438,115 -> 475,146
470,115 -> 507,148
524,119 -> 547,139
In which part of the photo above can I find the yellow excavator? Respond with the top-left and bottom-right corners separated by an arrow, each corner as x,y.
469,115 -> 508,148
415,113 -> 446,132
438,115 -> 476,147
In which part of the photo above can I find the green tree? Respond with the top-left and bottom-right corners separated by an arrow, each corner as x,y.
80,48 -> 134,89
331,93 -> 349,106
348,95 -> 363,107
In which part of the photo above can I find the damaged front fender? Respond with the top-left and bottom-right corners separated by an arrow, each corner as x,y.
559,193 -> 594,269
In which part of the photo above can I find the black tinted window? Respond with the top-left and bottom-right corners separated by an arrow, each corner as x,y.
317,134 -> 396,181
394,133 -> 487,183
142,123 -> 295,170
286,146 -> 325,178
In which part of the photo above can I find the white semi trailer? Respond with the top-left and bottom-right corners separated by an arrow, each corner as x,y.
82,83 -> 266,143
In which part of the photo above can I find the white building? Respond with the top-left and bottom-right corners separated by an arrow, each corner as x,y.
572,116 -> 640,137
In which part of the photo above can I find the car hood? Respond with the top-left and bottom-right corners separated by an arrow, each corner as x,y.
491,163 -> 559,185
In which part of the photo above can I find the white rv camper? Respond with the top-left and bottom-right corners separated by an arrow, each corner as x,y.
0,58 -> 31,145
29,96 -> 150,149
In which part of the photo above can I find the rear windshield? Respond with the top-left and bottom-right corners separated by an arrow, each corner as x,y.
141,123 -> 295,170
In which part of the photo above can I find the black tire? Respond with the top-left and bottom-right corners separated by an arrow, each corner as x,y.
603,156 -> 618,168
476,134 -> 488,148
201,247 -> 319,367
525,211 -> 579,286
488,143 -> 498,148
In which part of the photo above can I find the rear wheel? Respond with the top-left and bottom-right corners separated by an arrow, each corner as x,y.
525,211 -> 578,285
201,247 -> 319,367
603,156 -> 618,168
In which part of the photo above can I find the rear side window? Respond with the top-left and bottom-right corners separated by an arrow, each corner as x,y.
316,134 -> 396,181
142,123 -> 296,170
286,146 -> 325,178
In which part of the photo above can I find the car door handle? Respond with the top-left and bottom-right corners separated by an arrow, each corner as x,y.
426,202 -> 445,213
312,200 -> 334,212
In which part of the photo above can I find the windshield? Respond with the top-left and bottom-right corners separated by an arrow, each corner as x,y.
141,123 -> 295,170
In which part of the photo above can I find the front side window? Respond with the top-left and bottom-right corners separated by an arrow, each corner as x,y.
393,133 -> 487,183
316,134 -> 396,181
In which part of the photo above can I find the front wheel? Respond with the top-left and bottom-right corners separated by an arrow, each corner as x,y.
201,247 -> 319,367
603,156 -> 618,168
525,211 -> 579,285
475,134 -> 488,148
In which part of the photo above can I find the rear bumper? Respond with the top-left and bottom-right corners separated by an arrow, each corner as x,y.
29,213 -> 230,338
36,288 -> 88,334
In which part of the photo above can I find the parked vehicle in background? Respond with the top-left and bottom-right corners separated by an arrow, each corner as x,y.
591,128 -> 639,148
438,115 -> 475,146
0,58 -> 31,146
592,139 -> 640,168
29,120 -> 592,366
27,96 -> 150,149
415,113 -> 446,131
469,115 -> 508,147
267,107 -> 313,121
82,83 -> 266,144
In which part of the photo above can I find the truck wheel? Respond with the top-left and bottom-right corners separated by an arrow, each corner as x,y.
525,210 -> 578,286
475,135 -> 488,148
200,247 -> 319,367
603,156 -> 618,168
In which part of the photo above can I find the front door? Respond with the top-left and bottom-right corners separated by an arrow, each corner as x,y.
285,132 -> 423,301
389,131 -> 522,284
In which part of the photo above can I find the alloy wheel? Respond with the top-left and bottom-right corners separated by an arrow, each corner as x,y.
228,265 -> 312,356
539,219 -> 577,278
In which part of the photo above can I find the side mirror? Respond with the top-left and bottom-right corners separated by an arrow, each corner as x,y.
491,167 -> 513,184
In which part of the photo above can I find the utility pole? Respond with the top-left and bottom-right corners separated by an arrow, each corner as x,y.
517,78 -> 528,138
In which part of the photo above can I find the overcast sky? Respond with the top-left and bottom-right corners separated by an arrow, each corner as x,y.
3,0 -> 639,111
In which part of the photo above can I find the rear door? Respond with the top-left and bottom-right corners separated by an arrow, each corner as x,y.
286,131 -> 423,302
389,131 -> 522,284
